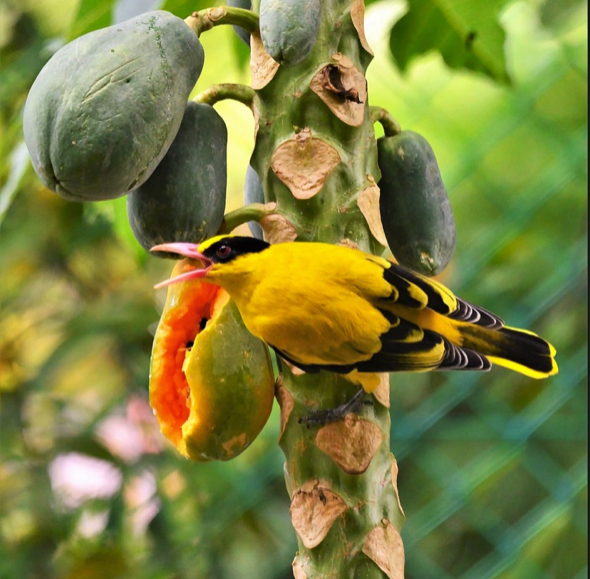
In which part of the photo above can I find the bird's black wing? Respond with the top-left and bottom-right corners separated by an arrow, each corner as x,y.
381,261 -> 504,329
272,310 -> 491,375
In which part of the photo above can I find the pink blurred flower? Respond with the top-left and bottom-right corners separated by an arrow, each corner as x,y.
49,453 -> 122,509
96,395 -> 163,462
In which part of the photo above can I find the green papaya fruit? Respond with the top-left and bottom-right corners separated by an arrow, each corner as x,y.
259,0 -> 321,65
244,165 -> 264,240
378,130 -> 456,276
228,0 -> 251,46
128,102 -> 227,257
23,11 -> 204,202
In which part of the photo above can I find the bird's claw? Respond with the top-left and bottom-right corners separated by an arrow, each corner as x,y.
298,388 -> 371,428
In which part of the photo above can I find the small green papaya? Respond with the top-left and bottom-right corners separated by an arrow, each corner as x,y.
378,130 -> 456,276
128,102 -> 227,257
259,0 -> 321,65
228,0 -> 252,46
23,11 -> 204,202
244,165 -> 264,240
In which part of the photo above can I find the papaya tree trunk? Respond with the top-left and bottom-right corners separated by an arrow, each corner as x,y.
247,1 -> 406,576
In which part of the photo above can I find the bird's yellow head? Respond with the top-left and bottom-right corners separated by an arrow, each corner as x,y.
151,235 -> 270,289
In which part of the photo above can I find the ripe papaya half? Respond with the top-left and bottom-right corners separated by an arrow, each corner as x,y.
128,102 -> 228,257
150,259 -> 275,461
23,11 -> 204,202
378,130 -> 456,276
244,165 -> 264,240
259,0 -> 321,65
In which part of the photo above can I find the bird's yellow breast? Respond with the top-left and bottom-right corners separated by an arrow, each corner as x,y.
206,243 -> 394,366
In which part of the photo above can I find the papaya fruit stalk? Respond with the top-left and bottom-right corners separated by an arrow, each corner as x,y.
239,0 -> 405,576
370,106 -> 402,137
194,83 -> 256,109
185,5 -> 259,36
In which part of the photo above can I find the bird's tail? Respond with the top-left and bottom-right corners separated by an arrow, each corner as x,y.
460,324 -> 558,379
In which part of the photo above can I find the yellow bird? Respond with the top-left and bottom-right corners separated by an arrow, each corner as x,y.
152,235 -> 558,387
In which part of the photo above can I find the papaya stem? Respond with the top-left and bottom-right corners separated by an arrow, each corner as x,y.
370,106 -> 402,137
185,7 -> 259,37
194,84 -> 256,110
219,202 -> 278,234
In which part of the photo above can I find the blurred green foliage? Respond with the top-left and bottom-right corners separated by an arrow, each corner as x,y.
389,0 -> 512,83
0,1 -> 586,578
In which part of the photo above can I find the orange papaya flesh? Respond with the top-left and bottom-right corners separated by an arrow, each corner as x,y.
150,259 -> 275,461
149,259 -> 220,451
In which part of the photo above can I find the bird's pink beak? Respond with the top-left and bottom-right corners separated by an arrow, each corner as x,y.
151,243 -> 213,289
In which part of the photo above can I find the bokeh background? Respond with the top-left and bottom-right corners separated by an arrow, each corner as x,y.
1,0 -> 587,578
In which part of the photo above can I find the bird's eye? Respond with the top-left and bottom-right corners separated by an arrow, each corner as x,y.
216,245 -> 231,258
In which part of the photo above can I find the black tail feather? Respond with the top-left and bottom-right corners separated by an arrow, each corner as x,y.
461,325 -> 557,378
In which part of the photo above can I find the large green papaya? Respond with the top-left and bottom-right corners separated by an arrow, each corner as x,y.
378,130 -> 456,276
244,165 -> 264,240
259,0 -> 321,65
23,11 -> 204,202
128,102 -> 227,257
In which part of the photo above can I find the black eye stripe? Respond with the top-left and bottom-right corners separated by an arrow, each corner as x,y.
204,236 -> 271,263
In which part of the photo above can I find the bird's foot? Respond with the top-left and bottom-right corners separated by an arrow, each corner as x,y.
298,388 -> 371,428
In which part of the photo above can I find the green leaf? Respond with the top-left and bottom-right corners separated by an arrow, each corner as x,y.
67,0 -> 117,40
389,0 -> 512,84
540,0 -> 586,30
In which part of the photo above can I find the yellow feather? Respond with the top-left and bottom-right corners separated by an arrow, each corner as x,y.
488,356 -> 559,379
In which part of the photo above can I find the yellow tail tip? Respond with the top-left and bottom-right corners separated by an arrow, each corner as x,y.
488,356 -> 559,379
